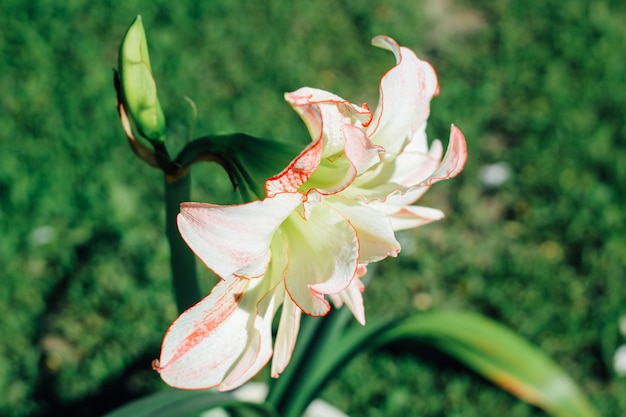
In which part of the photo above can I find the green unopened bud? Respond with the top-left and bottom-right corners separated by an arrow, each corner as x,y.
118,15 -> 166,143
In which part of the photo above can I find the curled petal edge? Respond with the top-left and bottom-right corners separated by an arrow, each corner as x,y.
420,125 -> 467,186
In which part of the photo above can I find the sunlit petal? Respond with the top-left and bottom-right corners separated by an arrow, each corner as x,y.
390,137 -> 443,188
286,87 -> 372,157
266,138 -> 323,197
367,36 -> 439,156
342,123 -> 382,175
285,88 -> 376,194
302,124 -> 380,195
177,193 -> 302,279
420,125 -> 467,186
156,278 -> 250,389
272,296 -> 302,377
282,205 -> 359,316
337,271 -> 367,325
328,195 -> 400,263
220,230 -> 290,389
386,205 -> 445,231
220,285 -> 281,390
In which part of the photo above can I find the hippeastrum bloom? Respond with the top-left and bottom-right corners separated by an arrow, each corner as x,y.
155,36 -> 467,390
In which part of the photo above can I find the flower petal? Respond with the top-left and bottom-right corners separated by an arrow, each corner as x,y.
265,138 -> 323,197
177,193 -> 302,279
220,285 -> 282,390
367,36 -> 439,156
285,88 -> 376,194
156,277 -> 250,389
281,205 -> 359,316
219,227 -> 292,389
346,125 -> 466,204
285,87 -> 372,158
388,135 -> 443,188
303,124 -> 381,195
386,205 -> 445,231
328,195 -> 400,263
271,295 -> 302,377
420,125 -> 467,186
335,269 -> 367,325
343,138 -> 440,201
342,123 -> 383,175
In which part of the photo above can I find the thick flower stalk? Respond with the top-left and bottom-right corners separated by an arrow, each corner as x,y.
154,36 -> 467,391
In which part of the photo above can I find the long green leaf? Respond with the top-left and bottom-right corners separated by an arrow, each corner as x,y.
102,389 -> 278,417
378,311 -> 598,417
279,310 -> 598,417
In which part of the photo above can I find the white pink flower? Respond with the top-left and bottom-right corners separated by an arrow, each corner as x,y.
155,36 -> 467,390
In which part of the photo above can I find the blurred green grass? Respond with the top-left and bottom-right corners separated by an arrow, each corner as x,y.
1,0 -> 625,416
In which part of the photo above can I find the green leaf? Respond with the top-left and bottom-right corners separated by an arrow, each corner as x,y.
175,134 -> 303,201
102,389 -> 278,417
118,15 -> 167,143
378,311 -> 599,417
272,310 -> 598,417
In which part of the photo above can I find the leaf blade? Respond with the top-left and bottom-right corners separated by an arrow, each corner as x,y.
102,389 -> 277,417
379,311 -> 598,417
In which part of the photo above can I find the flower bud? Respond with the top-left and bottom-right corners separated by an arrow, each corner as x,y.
118,15 -> 166,143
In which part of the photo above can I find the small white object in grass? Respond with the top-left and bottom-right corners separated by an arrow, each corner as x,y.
479,162 -> 510,187
613,345 -> 626,376
28,225 -> 56,246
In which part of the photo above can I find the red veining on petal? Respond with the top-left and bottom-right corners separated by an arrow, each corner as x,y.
156,279 -> 247,373
265,138 -> 323,197
361,103 -> 373,127
419,125 -> 467,186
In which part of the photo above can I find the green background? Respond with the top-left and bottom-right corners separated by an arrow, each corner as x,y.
1,0 -> 625,415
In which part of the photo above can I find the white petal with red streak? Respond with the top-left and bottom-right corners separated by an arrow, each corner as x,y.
157,278 -> 250,389
367,36 -> 439,156
266,139 -> 323,197
220,285 -> 281,390
389,137 -> 443,188
420,125 -> 467,186
347,125 -> 467,204
304,124 -> 380,195
286,87 -> 372,158
177,193 -> 302,279
220,230 -> 292,388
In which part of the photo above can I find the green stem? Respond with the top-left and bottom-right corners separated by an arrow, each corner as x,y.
164,173 -> 201,313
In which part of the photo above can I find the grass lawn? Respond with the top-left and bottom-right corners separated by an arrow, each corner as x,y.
1,0 -> 625,415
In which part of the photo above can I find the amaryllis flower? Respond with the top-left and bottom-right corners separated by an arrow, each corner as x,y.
154,36 -> 467,391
